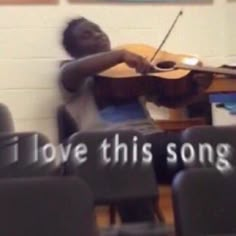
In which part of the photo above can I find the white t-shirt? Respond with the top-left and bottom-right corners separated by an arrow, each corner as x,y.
59,63 -> 161,135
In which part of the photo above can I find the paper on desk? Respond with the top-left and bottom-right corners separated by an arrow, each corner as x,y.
145,102 -> 170,120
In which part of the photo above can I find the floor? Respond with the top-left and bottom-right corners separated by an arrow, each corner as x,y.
95,185 -> 174,227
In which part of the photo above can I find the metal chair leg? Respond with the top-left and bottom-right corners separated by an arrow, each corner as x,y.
155,200 -> 165,223
109,205 -> 116,225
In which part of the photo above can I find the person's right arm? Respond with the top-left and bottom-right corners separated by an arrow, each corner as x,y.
61,49 -> 153,92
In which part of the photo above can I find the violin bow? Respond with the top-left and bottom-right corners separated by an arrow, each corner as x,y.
150,9 -> 183,64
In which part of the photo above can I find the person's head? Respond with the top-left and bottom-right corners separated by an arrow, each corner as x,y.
62,17 -> 111,58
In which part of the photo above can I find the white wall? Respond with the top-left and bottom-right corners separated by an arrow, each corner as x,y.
0,0 -> 235,143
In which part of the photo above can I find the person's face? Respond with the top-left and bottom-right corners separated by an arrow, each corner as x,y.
73,20 -> 111,57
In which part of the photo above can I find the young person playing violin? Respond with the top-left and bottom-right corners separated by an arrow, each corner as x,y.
59,17 -> 184,223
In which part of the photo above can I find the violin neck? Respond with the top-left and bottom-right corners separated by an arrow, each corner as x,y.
176,63 -> 236,76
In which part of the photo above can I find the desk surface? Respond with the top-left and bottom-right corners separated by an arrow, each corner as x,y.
206,76 -> 236,94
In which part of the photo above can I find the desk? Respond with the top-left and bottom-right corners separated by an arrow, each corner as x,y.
153,74 -> 236,131
206,75 -> 236,93
156,117 -> 206,132
206,75 -> 236,126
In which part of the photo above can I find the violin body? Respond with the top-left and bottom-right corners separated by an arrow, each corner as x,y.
95,43 -> 213,108
99,44 -> 200,80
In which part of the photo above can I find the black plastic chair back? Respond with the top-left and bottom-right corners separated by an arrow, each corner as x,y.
172,168 -> 236,236
66,129 -> 158,204
57,105 -> 77,144
0,132 -> 62,177
0,177 -> 97,236
0,103 -> 14,133
180,125 -> 236,169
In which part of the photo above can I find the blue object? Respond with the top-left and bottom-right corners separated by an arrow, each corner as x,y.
99,102 -> 146,123
209,94 -> 236,103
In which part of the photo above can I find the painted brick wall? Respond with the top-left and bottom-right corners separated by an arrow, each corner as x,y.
0,0 -> 235,143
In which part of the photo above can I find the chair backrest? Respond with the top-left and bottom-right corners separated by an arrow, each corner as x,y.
172,168 -> 236,236
0,177 -> 97,236
0,132 -> 62,177
66,129 -> 158,204
57,105 -> 78,144
186,94 -> 212,125
180,125 -> 236,170
0,103 -> 14,133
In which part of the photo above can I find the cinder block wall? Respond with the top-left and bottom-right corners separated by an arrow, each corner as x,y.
0,0 -> 235,143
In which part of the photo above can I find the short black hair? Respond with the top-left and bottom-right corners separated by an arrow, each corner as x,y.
62,17 -> 86,58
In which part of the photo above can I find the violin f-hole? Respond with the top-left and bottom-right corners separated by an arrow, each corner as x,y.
155,61 -> 176,72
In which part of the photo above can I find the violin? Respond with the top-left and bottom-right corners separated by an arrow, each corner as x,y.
99,9 -> 236,80
99,43 -> 236,80
99,43 -> 200,80
95,10 -> 236,108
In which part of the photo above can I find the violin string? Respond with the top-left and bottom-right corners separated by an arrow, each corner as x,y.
150,10 -> 183,64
